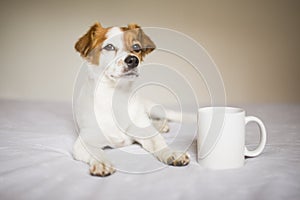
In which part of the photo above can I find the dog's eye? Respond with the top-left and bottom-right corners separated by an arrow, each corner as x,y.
103,44 -> 116,51
132,44 -> 141,53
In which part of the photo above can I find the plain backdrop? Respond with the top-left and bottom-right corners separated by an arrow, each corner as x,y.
0,0 -> 299,105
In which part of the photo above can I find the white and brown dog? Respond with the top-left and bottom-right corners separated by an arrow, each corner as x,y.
73,22 -> 190,176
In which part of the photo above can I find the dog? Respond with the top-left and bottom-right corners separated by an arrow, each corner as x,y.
73,22 -> 190,176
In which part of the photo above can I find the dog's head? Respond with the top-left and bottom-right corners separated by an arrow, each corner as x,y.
75,22 -> 155,80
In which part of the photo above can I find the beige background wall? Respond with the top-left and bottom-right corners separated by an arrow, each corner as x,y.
0,0 -> 299,104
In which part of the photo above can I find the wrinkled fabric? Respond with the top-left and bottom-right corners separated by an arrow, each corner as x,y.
0,100 -> 299,200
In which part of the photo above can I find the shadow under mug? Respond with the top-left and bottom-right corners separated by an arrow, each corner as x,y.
197,107 -> 267,170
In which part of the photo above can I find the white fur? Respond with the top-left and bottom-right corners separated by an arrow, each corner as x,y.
73,26 -> 189,176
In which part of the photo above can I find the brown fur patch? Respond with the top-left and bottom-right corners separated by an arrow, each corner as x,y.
123,23 -> 156,61
74,22 -> 108,65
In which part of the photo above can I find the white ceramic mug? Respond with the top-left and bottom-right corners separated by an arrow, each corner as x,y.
197,107 -> 267,169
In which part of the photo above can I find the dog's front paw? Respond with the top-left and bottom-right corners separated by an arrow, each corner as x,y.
167,152 -> 190,166
90,162 -> 116,177
154,148 -> 190,166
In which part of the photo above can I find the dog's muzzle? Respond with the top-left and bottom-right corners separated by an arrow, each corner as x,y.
125,55 -> 139,69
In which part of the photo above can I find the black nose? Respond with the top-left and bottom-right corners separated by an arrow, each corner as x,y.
125,55 -> 139,69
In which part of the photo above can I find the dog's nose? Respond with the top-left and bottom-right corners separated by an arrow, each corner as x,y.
125,55 -> 139,69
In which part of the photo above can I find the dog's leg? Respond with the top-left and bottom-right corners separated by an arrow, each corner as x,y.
73,136 -> 116,176
136,134 -> 190,166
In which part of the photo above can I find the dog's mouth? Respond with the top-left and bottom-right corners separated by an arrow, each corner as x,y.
119,68 -> 139,78
109,69 -> 139,79
121,70 -> 139,77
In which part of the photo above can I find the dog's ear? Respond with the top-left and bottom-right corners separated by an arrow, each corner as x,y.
127,23 -> 141,30
127,23 -> 156,57
139,28 -> 156,57
75,22 -> 106,57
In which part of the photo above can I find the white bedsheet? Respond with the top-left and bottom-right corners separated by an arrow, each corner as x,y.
0,100 -> 299,200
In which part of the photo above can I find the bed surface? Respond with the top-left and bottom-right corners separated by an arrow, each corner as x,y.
0,100 -> 299,200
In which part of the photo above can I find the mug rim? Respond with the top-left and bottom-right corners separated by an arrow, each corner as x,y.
198,106 -> 245,114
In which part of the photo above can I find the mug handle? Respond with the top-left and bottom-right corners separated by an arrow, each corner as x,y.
244,116 -> 267,157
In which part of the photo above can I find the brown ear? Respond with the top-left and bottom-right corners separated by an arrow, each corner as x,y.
127,23 -> 156,56
75,22 -> 106,58
138,28 -> 156,56
127,23 -> 141,30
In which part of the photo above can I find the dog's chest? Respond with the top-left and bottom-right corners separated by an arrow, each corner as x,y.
94,82 -> 137,147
